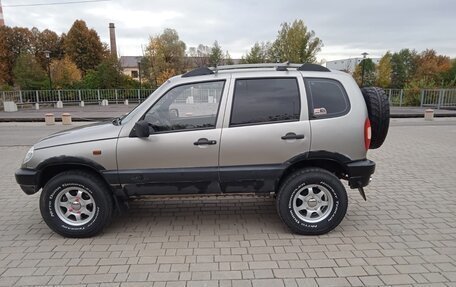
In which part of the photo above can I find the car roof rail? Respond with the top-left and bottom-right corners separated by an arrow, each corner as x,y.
182,62 -> 330,77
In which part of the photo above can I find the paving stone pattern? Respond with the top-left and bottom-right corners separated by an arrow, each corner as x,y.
0,123 -> 455,286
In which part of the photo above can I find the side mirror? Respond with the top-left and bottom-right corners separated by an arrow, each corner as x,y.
133,120 -> 150,138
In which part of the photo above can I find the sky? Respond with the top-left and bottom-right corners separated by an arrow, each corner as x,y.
2,0 -> 456,62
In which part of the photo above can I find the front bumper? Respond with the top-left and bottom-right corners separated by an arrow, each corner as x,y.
15,168 -> 40,195
346,159 -> 376,188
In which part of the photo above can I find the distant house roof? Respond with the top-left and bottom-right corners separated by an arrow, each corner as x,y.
120,56 -> 142,68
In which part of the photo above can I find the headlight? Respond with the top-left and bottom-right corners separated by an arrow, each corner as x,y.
23,146 -> 34,164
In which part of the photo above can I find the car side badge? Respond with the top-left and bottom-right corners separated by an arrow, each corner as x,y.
314,108 -> 327,116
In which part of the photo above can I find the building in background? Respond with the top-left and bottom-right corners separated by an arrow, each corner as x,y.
0,0 -> 5,27
326,57 -> 380,73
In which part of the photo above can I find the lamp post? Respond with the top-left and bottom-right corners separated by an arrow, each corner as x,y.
136,57 -> 142,91
44,50 -> 52,90
361,52 -> 368,87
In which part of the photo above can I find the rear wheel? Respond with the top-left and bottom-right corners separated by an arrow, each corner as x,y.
276,168 -> 348,235
361,87 -> 390,149
40,170 -> 113,238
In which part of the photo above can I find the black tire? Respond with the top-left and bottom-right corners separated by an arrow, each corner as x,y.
40,170 -> 113,238
276,168 -> 348,235
361,87 -> 390,149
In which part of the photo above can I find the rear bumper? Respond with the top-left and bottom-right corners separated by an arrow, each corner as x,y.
15,168 -> 40,195
346,159 -> 375,188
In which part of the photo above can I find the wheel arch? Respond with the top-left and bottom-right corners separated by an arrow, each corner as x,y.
36,156 -> 113,192
277,152 -> 350,192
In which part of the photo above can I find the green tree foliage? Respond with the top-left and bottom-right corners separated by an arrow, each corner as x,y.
390,49 -> 418,88
353,58 -> 376,87
144,28 -> 186,86
81,56 -> 123,89
209,41 -> 223,66
271,20 -> 323,63
376,52 -> 392,88
13,53 -> 48,90
443,59 -> 456,86
241,42 -> 271,64
225,51 -> 234,65
64,20 -> 106,74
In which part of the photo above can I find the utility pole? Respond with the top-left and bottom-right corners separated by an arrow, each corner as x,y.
137,57 -> 142,91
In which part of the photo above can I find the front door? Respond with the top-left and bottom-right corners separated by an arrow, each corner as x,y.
219,75 -> 311,193
116,80 -> 227,195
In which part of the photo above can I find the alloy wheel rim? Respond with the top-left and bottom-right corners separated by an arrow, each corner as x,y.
54,186 -> 96,226
292,184 -> 334,223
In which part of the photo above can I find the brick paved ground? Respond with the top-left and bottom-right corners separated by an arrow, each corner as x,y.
0,121 -> 456,286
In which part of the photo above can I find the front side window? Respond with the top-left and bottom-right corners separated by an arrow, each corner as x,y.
304,78 -> 350,119
144,81 -> 224,132
230,78 -> 300,126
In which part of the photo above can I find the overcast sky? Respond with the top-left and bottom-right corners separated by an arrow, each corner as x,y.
2,0 -> 456,61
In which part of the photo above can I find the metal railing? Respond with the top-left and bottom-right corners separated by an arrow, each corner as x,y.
2,88 -> 456,110
420,89 -> 456,109
1,89 -> 155,106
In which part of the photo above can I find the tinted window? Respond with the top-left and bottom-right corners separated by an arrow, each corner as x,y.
144,81 -> 224,132
305,78 -> 350,118
230,78 -> 300,126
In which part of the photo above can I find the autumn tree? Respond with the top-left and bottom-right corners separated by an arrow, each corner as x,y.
376,52 -> 392,88
50,57 -> 82,88
32,28 -> 64,70
414,49 -> 451,86
0,26 -> 34,85
64,20 -> 106,74
271,20 -> 322,63
144,28 -> 186,86
443,59 -> 456,86
390,49 -> 418,88
13,53 -> 48,90
208,41 -> 223,66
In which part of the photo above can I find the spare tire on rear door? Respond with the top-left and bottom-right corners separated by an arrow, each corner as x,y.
361,87 -> 390,149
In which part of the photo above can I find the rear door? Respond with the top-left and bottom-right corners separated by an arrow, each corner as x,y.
218,72 -> 311,193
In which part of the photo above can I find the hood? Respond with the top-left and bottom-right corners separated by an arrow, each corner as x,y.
35,122 -> 123,149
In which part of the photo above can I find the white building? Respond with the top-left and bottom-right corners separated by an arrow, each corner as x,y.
326,57 -> 380,73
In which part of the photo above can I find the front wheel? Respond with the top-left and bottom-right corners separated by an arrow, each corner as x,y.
276,168 -> 348,235
40,170 -> 113,238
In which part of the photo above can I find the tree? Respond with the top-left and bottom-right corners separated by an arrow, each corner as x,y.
13,53 -> 48,90
390,49 -> 418,88
353,58 -> 376,87
414,49 -> 451,86
81,56 -> 123,89
50,57 -> 82,88
144,28 -> 186,86
64,20 -> 106,74
0,26 -> 34,85
209,41 -> 223,66
33,28 -> 64,70
376,52 -> 392,88
186,44 -> 210,67
225,51 -> 234,65
241,42 -> 271,64
443,59 -> 456,87
271,19 -> 323,63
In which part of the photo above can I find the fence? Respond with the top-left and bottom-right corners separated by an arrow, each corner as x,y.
0,89 -> 155,107
2,88 -> 456,110
420,89 -> 456,109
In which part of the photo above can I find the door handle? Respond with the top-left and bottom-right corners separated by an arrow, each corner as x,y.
281,132 -> 305,140
194,138 -> 217,146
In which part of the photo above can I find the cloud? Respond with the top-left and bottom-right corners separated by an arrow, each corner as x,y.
2,0 -> 455,60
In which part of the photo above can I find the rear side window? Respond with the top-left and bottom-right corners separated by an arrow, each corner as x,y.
230,78 -> 300,126
304,78 -> 350,119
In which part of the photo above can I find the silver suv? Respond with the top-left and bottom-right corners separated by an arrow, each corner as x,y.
15,63 -> 390,238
